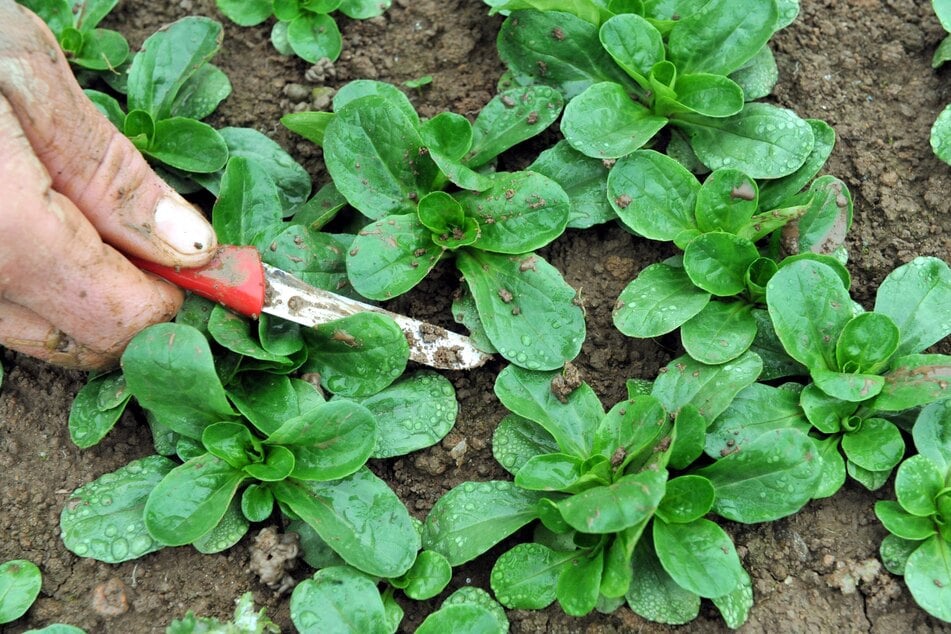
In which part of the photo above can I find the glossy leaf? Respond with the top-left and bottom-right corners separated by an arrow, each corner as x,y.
169,62 -> 231,120
835,312 -> 900,375
208,306 -> 293,367
895,455 -> 944,517
656,475 -> 715,524
556,548 -> 604,616
787,176 -> 852,256
871,354 -> 951,412
458,250 -> 585,371
339,0 -> 392,18
217,0 -> 273,26
212,157 -> 283,248
202,422 -> 260,469
599,13 -> 664,85
758,119 -> 836,211
667,0 -> 778,75
873,257 -> 951,358
395,551 -> 452,601
729,44 -> 778,101
492,414 -> 561,476
614,263 -> 710,338
121,323 -> 236,439
558,469 -> 667,533
289,566 -> 388,634
840,418 -> 904,472
147,117 -> 228,173
875,501 -> 937,541
491,543 -> 572,610
144,453 -> 246,546
262,225 -> 351,292
626,537 -> 700,625
681,300 -> 757,365
0,560 -> 41,625
273,468 -> 419,577
671,73 -> 745,118
439,586 -> 509,632
653,517 -> 744,598
68,372 -> 132,449
813,436 -> 846,499
651,351 -> 763,422
466,86 -> 565,168
912,400 -> 951,474
241,484 -> 274,523
695,428 -> 821,523
799,383 -> 853,434
562,82 -> 667,159
669,404 -> 707,470
415,604 -> 503,634
192,498 -> 249,554
515,453 -> 586,491
712,569 -> 754,629
880,533 -> 920,576
529,140 -> 613,228
287,13 -> 342,63
695,168 -> 758,234
422,480 -> 542,566
812,368 -> 884,403
705,383 -> 809,457
904,536 -> 951,622
683,231 -> 759,297
593,395 -> 668,463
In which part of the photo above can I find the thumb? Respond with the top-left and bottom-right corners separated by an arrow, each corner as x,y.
0,1 -> 217,268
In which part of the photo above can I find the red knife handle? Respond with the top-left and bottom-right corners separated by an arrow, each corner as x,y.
130,245 -> 266,318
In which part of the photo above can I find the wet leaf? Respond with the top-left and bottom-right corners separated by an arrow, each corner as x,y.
467,85 -> 564,168
904,535 -> 951,622
614,263 -> 711,338
290,566 -> 388,634
683,231 -> 759,297
491,543 -> 572,609
562,82 -> 667,159
393,551 -> 452,600
0,560 -> 41,625
287,13 -> 342,63
652,517 -> 744,599
556,547 -> 604,616
874,257 -> 951,358
528,140 -> 613,228
656,476 -> 715,524
871,354 -> 951,412
895,455 -> 944,517
667,0 -> 778,75
840,418 -> 904,472
651,351 -> 763,422
681,300 -> 757,365
492,414 -> 561,476
557,470 -> 667,533
705,383 -> 808,458
875,501 -> 937,541
626,537 -> 700,625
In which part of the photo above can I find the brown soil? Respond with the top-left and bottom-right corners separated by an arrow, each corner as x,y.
2,0 -> 950,632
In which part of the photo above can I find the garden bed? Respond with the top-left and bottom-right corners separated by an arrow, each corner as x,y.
1,0 -> 950,631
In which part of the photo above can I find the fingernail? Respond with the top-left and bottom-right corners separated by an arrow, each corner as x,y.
153,196 -> 215,255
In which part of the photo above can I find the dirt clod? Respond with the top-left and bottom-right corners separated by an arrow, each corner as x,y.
249,527 -> 300,596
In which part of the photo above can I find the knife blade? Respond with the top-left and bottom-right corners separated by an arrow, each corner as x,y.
131,245 -> 492,370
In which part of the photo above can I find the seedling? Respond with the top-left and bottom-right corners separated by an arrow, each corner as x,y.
286,80 -> 586,370
423,356 -> 822,626
931,1 -> 951,164
875,400 -> 951,623
765,257 -> 951,492
215,0 -> 391,64
492,0 -> 817,178
19,0 -> 129,71
168,592 -> 279,633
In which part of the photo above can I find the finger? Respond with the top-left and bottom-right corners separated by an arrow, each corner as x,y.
0,98 -> 183,366
0,1 -> 216,268
0,301 -> 114,370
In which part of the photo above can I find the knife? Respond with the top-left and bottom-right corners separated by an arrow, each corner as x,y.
131,245 -> 492,370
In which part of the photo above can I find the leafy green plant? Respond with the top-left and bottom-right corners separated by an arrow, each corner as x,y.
0,559 -> 41,625
284,80 -> 586,370
167,592 -> 279,634
423,354 -> 823,626
84,17 -> 231,178
931,0 -> 951,164
19,0 -> 129,71
491,0 -> 817,178
215,0 -> 391,64
610,146 -> 848,370
765,257 -> 951,492
875,400 -> 951,623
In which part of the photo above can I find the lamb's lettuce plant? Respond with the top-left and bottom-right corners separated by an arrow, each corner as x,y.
0,560 -> 41,626
19,0 -> 129,71
765,257 -> 951,492
215,0 -> 391,64
875,400 -> 951,623
423,355 -> 823,626
291,80 -> 585,370
493,0 -> 817,178
167,592 -> 279,634
931,0 -> 951,164
84,17 -> 231,178
609,147 -> 850,370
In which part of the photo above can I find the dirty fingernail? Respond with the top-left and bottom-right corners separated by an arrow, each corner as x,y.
153,196 -> 215,255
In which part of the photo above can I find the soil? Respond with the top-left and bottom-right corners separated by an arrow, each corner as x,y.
2,0 -> 950,632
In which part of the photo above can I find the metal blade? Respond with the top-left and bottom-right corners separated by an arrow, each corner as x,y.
261,264 -> 493,370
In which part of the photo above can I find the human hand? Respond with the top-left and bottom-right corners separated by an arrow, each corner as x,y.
0,1 -> 217,370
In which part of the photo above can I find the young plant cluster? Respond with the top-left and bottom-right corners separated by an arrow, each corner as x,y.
7,0 -> 951,631
932,0 -> 951,164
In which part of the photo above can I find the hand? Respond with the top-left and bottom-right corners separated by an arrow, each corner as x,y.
0,1 -> 217,370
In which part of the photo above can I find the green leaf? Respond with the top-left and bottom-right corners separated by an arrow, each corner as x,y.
528,140 -> 613,229
292,183 -> 347,230
811,368 -> 884,403
466,86 -> 565,168
282,111 -> 334,147
668,0 -> 777,75
458,250 -> 585,371
439,586 -> 509,632
675,103 -> 815,179
786,176 -> 852,256
681,300 -> 757,365
607,149 -> 699,242
711,569 -> 754,628
729,44 -> 778,101
799,383 -> 853,433
651,351 -> 763,421
415,603 -> 504,634
168,62 -> 230,120
462,171 -> 570,253
705,383 -> 809,457
561,82 -> 667,159
241,484 -> 274,523
757,119 -> 836,211
813,436 -> 846,498
84,88 -> 126,129
904,535 -> 951,622
192,497 -> 249,554
217,0 -> 274,26
68,372 -> 132,448
515,453 -> 586,491
494,364 -> 603,458
614,263 -> 710,338
333,80 -> 417,120
669,404 -> 707,470
873,257 -> 951,358
273,467 -> 419,577
749,307 -> 808,380
422,480 -> 542,566
670,73 -> 745,118
847,461 -> 892,491
121,323 -> 236,439
72,28 -> 129,70
871,354 -> 951,412
395,551 -> 452,601
212,157 -> 283,248
338,0 -> 392,19
490,543 -> 572,609
880,533 -> 921,576
324,95 -> 435,219
766,258 -> 854,372
594,395 -> 668,463
355,371 -> 457,458
683,231 -> 759,297
874,501 -> 937,541
61,456 -> 174,562
695,168 -> 757,234
492,414 -> 561,476
653,517 -> 744,598
208,306 -> 293,367
556,547 -> 604,616
144,453 -> 246,546
202,422 -> 260,469
290,566 -> 388,634
912,400 -> 951,474
656,475 -> 715,524
20,0 -> 72,33
895,455 -> 944,517
262,225 -> 350,291
0,560 -> 41,625
558,470 -> 667,533
287,13 -> 343,63
840,418 -> 905,472
835,312 -> 900,375
146,117 -> 228,174
302,312 -> 409,397
265,400 -> 377,481
626,537 -> 701,625
694,428 -> 821,523
599,13 -> 664,86
128,16 -> 223,119
497,10 -> 637,99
